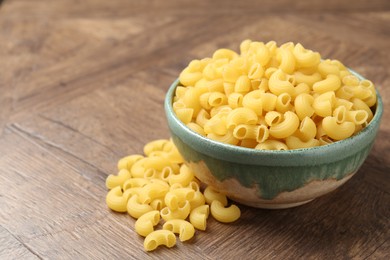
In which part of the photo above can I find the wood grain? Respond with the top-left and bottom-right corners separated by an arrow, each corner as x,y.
0,0 -> 389,259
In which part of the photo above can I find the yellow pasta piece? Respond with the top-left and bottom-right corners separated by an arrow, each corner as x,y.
269,111 -> 299,139
189,205 -> 210,231
261,92 -> 278,112
294,93 -> 314,120
168,164 -> 194,187
106,169 -> 132,190
163,219 -> 195,242
138,182 -> 169,204
117,155 -> 143,171
144,230 -> 176,252
213,48 -> 239,61
318,59 -> 340,77
210,200 -> 241,223
255,140 -> 288,151
322,116 -> 355,141
293,43 -> 321,68
127,194 -> 154,219
313,74 -> 341,94
346,110 -> 368,125
275,93 -> 292,113
189,190 -> 206,210
248,62 -> 264,80
161,200 -> 191,221
286,136 -> 320,149
135,210 -> 160,237
293,71 -> 322,88
295,117 -> 317,141
187,122 -> 206,136
106,186 -> 132,213
313,91 -> 336,118
352,98 -> 374,122
226,107 -> 258,129
203,186 -> 228,206
164,188 -> 195,210
123,178 -> 150,190
268,69 -> 295,96
204,113 -> 228,135
277,47 -> 295,74
333,106 -> 347,123
242,90 -> 263,115
143,139 -> 170,156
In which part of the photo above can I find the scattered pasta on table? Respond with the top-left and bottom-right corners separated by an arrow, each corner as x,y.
105,138 -> 241,252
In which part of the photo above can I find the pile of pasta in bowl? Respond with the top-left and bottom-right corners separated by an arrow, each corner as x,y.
174,40 -> 377,150
105,40 -> 380,252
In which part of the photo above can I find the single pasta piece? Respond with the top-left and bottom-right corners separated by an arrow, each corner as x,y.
127,194 -> 154,219
275,93 -> 292,113
160,200 -> 191,221
189,190 -> 206,210
163,219 -> 195,242
312,91 -> 336,118
346,110 -> 368,125
268,69 -> 295,96
203,186 -> 228,206
210,200 -> 241,223
190,205 -> 210,231
242,90 -> 263,115
106,169 -> 132,190
122,178 -> 150,190
286,136 -> 320,149
277,47 -> 295,74
135,210 -> 160,237
228,92 -> 244,108
207,130 -> 239,145
143,139 -> 170,156
168,164 -> 195,187
269,111 -> 299,139
106,186 -> 132,212
144,230 -> 176,252
295,117 -> 317,141
322,116 -> 355,140
312,74 -> 341,93
293,71 -> 322,88
117,155 -> 143,171
293,43 -> 321,68
294,93 -> 314,120
226,107 -> 258,129
255,140 -> 288,151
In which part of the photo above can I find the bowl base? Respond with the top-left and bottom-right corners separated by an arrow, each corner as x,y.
231,198 -> 314,209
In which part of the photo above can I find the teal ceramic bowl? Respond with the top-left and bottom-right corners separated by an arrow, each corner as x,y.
164,71 -> 383,209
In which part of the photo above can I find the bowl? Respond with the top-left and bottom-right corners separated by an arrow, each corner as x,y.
164,70 -> 383,209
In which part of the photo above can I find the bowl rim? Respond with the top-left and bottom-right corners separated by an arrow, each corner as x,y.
165,69 -> 383,166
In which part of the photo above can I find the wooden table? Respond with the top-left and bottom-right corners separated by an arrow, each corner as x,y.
0,0 -> 389,259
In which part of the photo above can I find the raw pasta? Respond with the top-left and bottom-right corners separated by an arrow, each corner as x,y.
105,139 -> 241,252
174,40 -> 377,150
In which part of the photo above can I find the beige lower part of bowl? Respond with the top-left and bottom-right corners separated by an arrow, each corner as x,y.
188,161 -> 356,209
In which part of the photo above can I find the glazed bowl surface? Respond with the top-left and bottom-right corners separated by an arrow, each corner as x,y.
164,71 -> 383,209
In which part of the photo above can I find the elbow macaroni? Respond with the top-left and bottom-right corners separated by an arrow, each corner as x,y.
173,40 -> 377,150
210,200 -> 241,223
144,230 -> 176,251
163,219 -> 195,242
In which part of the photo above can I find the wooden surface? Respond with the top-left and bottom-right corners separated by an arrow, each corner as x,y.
0,0 -> 389,259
